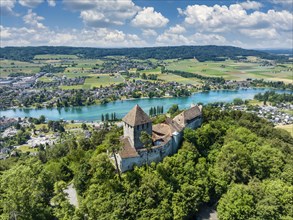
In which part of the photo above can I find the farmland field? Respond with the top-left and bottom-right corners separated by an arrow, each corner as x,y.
60,74 -> 124,89
158,73 -> 201,85
165,59 -> 292,82
1,56 -> 292,89
0,59 -> 41,77
34,54 -> 79,59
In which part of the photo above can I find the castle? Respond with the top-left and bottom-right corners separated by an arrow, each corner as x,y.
116,104 -> 203,172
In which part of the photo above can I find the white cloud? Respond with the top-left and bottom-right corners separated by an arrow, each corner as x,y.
168,24 -> 186,34
47,0 -> 55,7
191,33 -> 227,45
239,1 -> 262,10
0,0 -> 16,15
131,7 -> 169,29
23,9 -> 46,29
0,25 -> 147,47
156,33 -> 189,45
142,29 -> 157,37
64,0 -> 140,27
240,28 -> 279,39
271,0 -> 293,6
19,0 -> 44,8
156,31 -> 227,46
178,3 -> 292,35
174,3 -> 293,48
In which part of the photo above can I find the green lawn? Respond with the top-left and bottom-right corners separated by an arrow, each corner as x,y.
38,76 -> 53,82
276,124 -> 293,137
60,74 -> 124,89
158,73 -> 201,85
18,145 -> 38,153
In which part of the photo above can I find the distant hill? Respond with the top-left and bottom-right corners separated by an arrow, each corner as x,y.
260,49 -> 293,56
0,45 -> 289,62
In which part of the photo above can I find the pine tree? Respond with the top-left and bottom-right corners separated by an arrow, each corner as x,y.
154,107 -> 157,116
101,114 -> 104,122
149,107 -> 153,116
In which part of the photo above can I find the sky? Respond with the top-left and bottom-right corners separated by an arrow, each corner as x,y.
1,0 -> 292,49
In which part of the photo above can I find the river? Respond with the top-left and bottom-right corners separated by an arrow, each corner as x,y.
0,88 -> 291,121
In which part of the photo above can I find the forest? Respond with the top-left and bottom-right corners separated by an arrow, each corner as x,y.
0,106 -> 292,219
0,45 -> 289,62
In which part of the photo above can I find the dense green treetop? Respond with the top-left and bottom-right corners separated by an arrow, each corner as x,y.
0,106 -> 292,219
0,45 -> 288,62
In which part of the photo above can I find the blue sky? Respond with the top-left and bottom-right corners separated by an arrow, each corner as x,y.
1,0 -> 292,48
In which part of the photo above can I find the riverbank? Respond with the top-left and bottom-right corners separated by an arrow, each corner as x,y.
2,86 -> 291,111
1,88 -> 291,121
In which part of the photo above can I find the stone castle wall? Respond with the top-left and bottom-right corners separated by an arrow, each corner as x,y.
123,122 -> 152,148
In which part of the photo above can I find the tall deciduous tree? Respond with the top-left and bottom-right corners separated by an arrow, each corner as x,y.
105,132 -> 123,181
140,131 -> 153,169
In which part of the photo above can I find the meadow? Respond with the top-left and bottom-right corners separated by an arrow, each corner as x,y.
0,59 -> 41,77
1,55 -> 291,89
34,54 -> 79,59
60,74 -> 124,90
165,58 -> 292,82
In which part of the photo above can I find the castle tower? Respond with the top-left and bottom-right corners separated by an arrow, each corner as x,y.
122,105 -> 152,149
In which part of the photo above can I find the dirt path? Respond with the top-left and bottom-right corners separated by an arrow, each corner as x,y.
196,204 -> 218,220
64,183 -> 79,208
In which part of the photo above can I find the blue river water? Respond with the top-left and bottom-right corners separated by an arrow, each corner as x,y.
0,88 -> 291,121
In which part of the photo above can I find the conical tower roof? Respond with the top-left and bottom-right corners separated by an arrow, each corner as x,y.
122,104 -> 151,126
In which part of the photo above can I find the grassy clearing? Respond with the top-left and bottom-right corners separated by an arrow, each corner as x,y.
60,74 -> 124,89
247,99 -> 264,106
276,124 -> 293,136
139,67 -> 161,74
38,76 -> 53,82
18,145 -> 38,153
158,73 -> 201,85
65,123 -> 83,129
281,109 -> 293,116
34,54 -> 79,59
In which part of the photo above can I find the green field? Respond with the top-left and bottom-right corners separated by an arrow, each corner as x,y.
2,56 -> 292,89
34,54 -> 79,59
158,73 -> 201,85
60,74 -> 124,89
276,124 -> 293,136
165,59 -> 292,82
18,145 -> 38,153
38,76 -> 53,82
0,59 -> 41,77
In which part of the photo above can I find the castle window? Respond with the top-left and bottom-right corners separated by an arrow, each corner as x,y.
142,124 -> 144,129
146,123 -> 148,128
